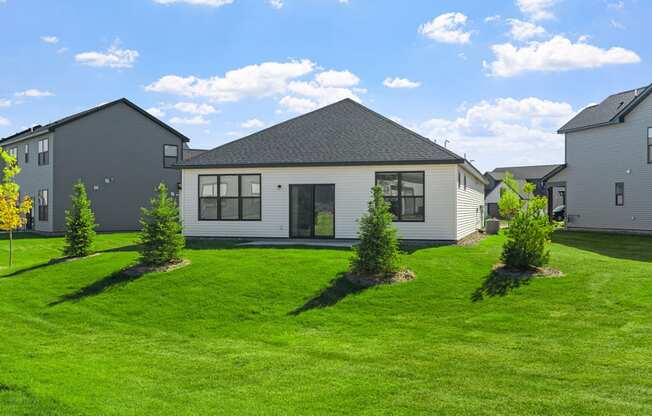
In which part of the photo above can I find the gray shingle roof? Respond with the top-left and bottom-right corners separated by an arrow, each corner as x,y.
558,84 -> 652,133
489,164 -> 564,181
178,99 -> 463,169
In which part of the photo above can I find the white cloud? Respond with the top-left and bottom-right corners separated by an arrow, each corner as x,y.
173,102 -> 217,115
41,36 -> 59,44
75,43 -> 139,69
284,80 -> 361,109
153,0 -> 233,6
507,18 -> 546,41
485,15 -> 501,23
146,59 -> 316,102
147,107 -> 166,118
607,1 -> 624,11
267,0 -> 283,8
315,70 -> 360,87
383,77 -> 421,89
241,118 -> 265,129
169,116 -> 209,125
610,19 -> 626,30
415,97 -> 576,171
418,12 -> 472,44
339,0 -> 349,3
484,35 -> 641,77
278,96 -> 319,113
516,0 -> 560,21
14,89 -> 54,97
0,116 -> 10,126
0,99 -> 10,107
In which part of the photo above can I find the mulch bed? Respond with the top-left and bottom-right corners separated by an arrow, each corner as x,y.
345,269 -> 416,287
123,259 -> 191,278
457,231 -> 487,247
492,263 -> 564,279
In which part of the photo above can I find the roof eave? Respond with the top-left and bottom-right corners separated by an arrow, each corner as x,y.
557,120 -> 620,134
175,158 -> 465,170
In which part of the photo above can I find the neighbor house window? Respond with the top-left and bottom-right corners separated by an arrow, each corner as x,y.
38,138 -> 49,166
648,127 -> 652,164
38,189 -> 48,221
7,147 -> 17,160
375,171 -> 425,222
198,174 -> 261,221
615,182 -> 624,206
164,145 -> 179,168
24,144 -> 29,163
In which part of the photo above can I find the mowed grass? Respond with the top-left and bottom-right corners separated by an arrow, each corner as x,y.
1,231 -> 652,415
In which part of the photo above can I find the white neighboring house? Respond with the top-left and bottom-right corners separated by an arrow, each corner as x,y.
177,99 -> 486,242
550,83 -> 652,233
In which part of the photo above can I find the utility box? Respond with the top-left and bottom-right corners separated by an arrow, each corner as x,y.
485,219 -> 500,235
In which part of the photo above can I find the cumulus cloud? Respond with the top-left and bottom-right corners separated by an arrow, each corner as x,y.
169,116 -> 209,125
15,89 -> 54,97
41,36 -> 59,44
484,35 -> 640,77
418,12 -> 472,44
241,118 -> 265,129
75,42 -> 139,69
147,107 -> 166,118
516,0 -> 560,21
315,70 -> 360,87
485,15 -> 501,23
507,18 -> 546,41
267,0 -> 283,8
280,79 -> 361,113
383,77 -> 421,89
278,96 -> 319,113
414,97 -> 576,171
153,0 -> 233,6
173,102 -> 217,115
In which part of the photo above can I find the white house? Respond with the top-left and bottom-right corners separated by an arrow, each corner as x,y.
177,99 -> 486,242
550,83 -> 652,233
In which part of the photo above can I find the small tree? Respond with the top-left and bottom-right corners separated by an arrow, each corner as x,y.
501,182 -> 556,270
350,186 -> 400,275
63,181 -> 97,258
0,149 -> 32,268
138,183 -> 185,266
498,172 -> 523,221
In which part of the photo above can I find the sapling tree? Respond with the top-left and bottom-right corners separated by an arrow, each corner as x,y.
63,181 -> 97,258
350,185 -> 400,275
0,149 -> 33,268
138,183 -> 185,266
498,172 -> 523,221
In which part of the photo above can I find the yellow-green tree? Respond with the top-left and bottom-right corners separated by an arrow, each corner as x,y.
0,149 -> 33,268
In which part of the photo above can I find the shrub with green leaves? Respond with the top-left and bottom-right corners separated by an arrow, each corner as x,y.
498,171 -> 523,221
63,181 -> 97,258
501,182 -> 556,270
350,185 -> 400,275
139,183 -> 185,266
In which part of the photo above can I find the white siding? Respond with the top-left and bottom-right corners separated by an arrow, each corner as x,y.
455,166 -> 485,240
181,164 -> 459,240
563,93 -> 652,232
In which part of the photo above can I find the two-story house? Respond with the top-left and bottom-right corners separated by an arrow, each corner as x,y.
0,98 -> 201,233
549,84 -> 652,233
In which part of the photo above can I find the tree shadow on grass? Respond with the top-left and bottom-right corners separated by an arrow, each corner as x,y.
553,231 -> 652,262
471,271 -> 531,302
289,273 -> 367,315
49,269 -> 142,306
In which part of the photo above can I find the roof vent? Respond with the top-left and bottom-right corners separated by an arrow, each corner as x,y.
635,88 -> 640,97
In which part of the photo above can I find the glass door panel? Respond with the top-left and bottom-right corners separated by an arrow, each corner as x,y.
314,185 -> 335,238
290,185 -> 314,238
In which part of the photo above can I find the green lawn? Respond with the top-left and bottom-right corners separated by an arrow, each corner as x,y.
1,231 -> 652,415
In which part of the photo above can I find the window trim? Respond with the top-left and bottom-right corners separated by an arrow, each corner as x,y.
24,143 -> 29,164
647,127 -> 652,164
197,174 -> 262,221
615,182 -> 624,206
38,138 -> 49,166
38,189 -> 49,222
375,171 -> 425,223
163,144 -> 179,169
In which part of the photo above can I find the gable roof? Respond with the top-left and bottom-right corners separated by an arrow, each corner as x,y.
488,164 -> 564,181
0,98 -> 190,144
558,84 -> 652,133
178,98 -> 465,170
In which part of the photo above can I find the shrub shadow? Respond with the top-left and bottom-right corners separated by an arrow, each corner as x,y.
553,231 -> 652,262
49,269 -> 142,306
289,273 -> 367,315
471,271 -> 531,302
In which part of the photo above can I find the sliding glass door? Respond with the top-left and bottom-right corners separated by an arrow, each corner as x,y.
289,184 -> 335,239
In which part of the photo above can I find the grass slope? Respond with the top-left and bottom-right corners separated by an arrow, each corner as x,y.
1,232 -> 651,415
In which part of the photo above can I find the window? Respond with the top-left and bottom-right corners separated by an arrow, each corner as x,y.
198,174 -> 261,221
7,147 -> 17,160
375,171 -> 425,222
38,189 -> 48,221
458,171 -> 461,189
464,174 -> 467,190
615,182 -> 624,206
164,145 -> 179,168
24,144 -> 29,163
648,127 -> 652,164
38,138 -> 49,166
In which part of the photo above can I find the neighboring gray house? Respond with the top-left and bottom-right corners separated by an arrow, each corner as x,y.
550,84 -> 652,233
484,165 -> 564,218
0,98 -> 201,233
177,99 -> 487,242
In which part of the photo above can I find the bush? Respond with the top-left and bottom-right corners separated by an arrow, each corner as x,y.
498,171 -> 523,221
350,186 -> 400,275
501,183 -> 555,270
63,181 -> 97,258
139,183 -> 185,266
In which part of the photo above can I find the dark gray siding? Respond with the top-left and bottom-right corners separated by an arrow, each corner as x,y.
53,102 -> 183,232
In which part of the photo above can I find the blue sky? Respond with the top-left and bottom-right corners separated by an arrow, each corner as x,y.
1,0 -> 650,171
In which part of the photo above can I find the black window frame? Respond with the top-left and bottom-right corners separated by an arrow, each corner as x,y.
375,171 -> 425,222
163,144 -> 179,169
198,174 -> 262,221
647,127 -> 652,164
38,138 -> 49,166
24,143 -> 29,164
615,182 -> 624,206
38,189 -> 48,222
